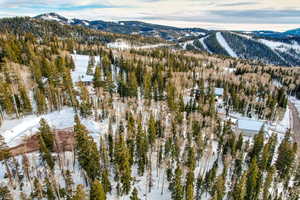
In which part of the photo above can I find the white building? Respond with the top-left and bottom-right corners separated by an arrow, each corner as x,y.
237,119 -> 264,136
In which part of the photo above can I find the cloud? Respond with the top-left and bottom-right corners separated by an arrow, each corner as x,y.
210,9 -> 300,24
0,0 -> 299,31
218,2 -> 257,7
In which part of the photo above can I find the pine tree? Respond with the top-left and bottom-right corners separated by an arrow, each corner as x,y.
18,84 -> 32,113
74,115 -> 100,181
38,119 -> 55,151
148,114 -> 156,147
38,119 -> 55,169
90,180 -> 106,200
45,178 -> 56,200
101,169 -> 111,194
114,135 -> 132,195
93,66 -> 103,88
246,158 -> 259,200
171,164 -> 184,200
35,88 -> 47,114
276,130 -> 296,179
232,172 -> 247,200
72,184 -> 86,200
249,127 -> 264,161
130,188 -> 140,200
212,175 -> 225,200
136,119 -> 148,176
262,167 -> 274,200
185,170 -> 194,200
128,72 -> 138,97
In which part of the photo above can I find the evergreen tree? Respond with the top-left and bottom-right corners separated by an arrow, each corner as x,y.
93,66 -> 103,88
185,170 -> 194,200
35,88 -> 47,114
246,158 -> 259,200
249,127 -> 264,161
18,84 -> 32,113
171,164 -> 184,200
276,130 -> 296,179
114,135 -> 132,195
130,188 -> 140,200
74,115 -> 100,181
72,184 -> 86,200
90,180 -> 106,200
232,172 -> 247,200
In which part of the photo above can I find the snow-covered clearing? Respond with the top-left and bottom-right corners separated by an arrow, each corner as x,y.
259,39 -> 300,53
216,32 -> 238,58
266,106 -> 290,142
107,40 -> 171,50
71,54 -> 100,83
0,107 -> 108,147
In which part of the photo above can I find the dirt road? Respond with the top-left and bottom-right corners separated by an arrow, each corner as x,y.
289,102 -> 300,150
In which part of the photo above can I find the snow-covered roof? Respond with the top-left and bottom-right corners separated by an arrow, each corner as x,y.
237,119 -> 264,132
215,88 -> 224,96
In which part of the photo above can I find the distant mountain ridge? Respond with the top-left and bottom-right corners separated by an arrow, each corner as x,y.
5,12 -> 300,66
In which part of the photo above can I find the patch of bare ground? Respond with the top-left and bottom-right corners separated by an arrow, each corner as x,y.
7,128 -> 74,157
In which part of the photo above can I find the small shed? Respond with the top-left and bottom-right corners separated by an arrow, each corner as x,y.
237,119 -> 264,136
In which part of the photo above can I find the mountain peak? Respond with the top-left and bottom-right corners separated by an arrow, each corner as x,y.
34,12 -> 70,24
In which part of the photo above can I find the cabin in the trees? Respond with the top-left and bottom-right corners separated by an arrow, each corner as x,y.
237,119 -> 264,136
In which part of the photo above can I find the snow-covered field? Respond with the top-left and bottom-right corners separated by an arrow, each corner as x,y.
216,32 -> 238,58
71,54 -> 100,83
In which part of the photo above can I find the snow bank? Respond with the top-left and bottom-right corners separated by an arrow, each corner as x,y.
216,32 -> 238,58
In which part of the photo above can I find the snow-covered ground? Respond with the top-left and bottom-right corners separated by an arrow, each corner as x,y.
216,32 -> 238,58
71,54 -> 100,83
290,96 -> 300,118
0,107 -> 108,147
107,40 -> 171,50
259,39 -> 300,54
267,106 -> 290,138
180,40 -> 195,50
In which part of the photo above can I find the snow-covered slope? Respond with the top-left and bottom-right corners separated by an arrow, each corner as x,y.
107,40 -> 171,50
71,54 -> 100,83
216,32 -> 238,58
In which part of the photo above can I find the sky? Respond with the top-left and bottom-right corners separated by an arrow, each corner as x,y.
0,0 -> 299,31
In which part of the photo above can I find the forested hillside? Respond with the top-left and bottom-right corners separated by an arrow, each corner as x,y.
2,13 -> 300,67
0,23 -> 300,200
